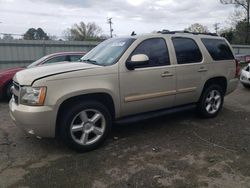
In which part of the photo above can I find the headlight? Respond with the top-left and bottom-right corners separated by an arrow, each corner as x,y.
20,86 -> 46,106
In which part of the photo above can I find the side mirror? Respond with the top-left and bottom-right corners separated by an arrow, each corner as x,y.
126,54 -> 149,70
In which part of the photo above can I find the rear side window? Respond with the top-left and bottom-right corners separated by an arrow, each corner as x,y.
43,55 -> 68,64
172,37 -> 202,64
201,38 -> 234,61
70,55 -> 83,62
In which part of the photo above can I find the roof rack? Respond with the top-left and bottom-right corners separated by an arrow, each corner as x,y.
157,30 -> 218,36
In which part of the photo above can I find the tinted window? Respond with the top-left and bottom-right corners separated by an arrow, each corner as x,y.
172,37 -> 202,64
43,55 -> 68,64
130,38 -> 170,68
70,55 -> 83,62
201,38 -> 234,61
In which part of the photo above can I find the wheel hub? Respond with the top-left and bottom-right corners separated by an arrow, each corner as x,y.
205,89 -> 221,114
83,122 -> 93,131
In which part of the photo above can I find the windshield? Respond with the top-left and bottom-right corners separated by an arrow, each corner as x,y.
27,55 -> 51,68
80,37 -> 135,66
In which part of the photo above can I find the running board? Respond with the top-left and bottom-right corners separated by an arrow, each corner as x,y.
115,104 -> 197,124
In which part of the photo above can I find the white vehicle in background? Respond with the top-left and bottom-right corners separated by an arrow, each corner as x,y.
240,63 -> 250,88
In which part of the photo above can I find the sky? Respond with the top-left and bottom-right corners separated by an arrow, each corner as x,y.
0,0 -> 236,38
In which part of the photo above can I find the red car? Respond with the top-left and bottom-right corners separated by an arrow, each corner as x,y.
0,51 -> 85,99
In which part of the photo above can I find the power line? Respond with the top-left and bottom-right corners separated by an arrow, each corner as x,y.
0,32 -> 24,36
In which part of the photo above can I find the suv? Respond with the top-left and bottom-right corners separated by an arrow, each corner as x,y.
9,31 -> 239,152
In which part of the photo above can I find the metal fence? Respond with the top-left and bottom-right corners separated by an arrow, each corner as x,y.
0,39 -> 249,69
232,45 -> 250,55
0,39 -> 99,69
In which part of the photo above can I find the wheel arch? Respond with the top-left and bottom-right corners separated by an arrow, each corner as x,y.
2,80 -> 13,98
200,76 -> 227,100
55,92 -> 116,137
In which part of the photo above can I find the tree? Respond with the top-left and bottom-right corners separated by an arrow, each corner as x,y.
64,22 -> 103,41
23,28 -> 49,40
220,0 -> 249,43
220,28 -> 234,43
220,20 -> 249,44
234,20 -> 249,43
2,34 -> 14,40
185,23 -> 209,33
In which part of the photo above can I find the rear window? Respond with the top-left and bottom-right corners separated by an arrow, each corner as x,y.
201,38 -> 234,61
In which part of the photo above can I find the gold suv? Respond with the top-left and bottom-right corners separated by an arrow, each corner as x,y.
9,31 -> 239,152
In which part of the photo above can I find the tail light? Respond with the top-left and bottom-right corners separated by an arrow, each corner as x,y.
235,59 -> 240,78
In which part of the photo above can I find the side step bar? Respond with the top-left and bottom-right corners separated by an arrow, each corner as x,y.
115,104 -> 196,124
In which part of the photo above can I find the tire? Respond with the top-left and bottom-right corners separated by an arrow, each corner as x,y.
59,101 -> 112,152
197,85 -> 224,118
5,82 -> 13,100
242,83 -> 250,89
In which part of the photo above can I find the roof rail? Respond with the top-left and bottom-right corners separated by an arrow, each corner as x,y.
157,30 -> 218,36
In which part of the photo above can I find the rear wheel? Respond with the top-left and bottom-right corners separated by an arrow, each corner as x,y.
59,101 -> 112,152
197,85 -> 224,118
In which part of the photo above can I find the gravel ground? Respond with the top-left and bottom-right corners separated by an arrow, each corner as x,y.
0,84 -> 250,188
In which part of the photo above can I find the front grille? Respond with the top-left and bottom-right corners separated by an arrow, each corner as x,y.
12,81 -> 20,104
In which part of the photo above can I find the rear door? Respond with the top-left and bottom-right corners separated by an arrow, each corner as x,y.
172,37 -> 208,106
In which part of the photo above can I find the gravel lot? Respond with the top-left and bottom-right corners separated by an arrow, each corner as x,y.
0,84 -> 250,188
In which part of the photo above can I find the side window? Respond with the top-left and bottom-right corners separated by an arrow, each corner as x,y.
70,55 -> 83,62
43,55 -> 68,64
130,38 -> 170,68
172,37 -> 202,64
201,38 -> 234,61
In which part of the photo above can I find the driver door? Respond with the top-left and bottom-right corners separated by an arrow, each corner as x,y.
119,38 -> 176,117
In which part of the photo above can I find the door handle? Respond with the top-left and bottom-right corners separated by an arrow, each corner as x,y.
198,67 -> 208,72
161,71 -> 173,77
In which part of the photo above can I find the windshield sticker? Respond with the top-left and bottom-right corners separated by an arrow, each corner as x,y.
111,42 -> 126,47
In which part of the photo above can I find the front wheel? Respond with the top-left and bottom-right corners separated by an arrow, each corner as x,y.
59,101 -> 112,152
197,85 -> 224,118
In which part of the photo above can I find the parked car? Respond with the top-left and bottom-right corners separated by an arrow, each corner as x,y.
0,52 -> 85,99
240,63 -> 250,88
10,31 -> 239,152
236,54 -> 250,64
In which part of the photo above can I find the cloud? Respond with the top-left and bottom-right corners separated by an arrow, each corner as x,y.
0,0 -> 235,36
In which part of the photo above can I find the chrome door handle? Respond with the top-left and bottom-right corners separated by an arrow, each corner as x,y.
161,71 -> 173,77
198,67 -> 208,72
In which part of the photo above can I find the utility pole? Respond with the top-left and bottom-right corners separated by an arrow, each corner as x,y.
0,22 -> 2,39
107,18 -> 113,38
213,23 -> 220,34
247,0 -> 250,44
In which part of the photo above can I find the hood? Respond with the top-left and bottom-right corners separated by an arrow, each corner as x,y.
14,62 -> 100,85
0,67 -> 24,75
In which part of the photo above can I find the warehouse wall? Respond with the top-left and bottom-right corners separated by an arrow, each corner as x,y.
0,39 -> 249,69
0,39 -> 99,69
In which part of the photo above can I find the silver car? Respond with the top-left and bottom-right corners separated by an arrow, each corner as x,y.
240,63 -> 250,88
